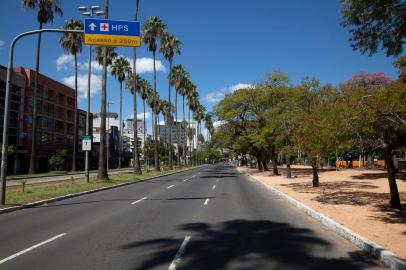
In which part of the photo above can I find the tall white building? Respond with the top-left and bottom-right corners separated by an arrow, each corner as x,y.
92,112 -> 120,143
122,118 -> 145,153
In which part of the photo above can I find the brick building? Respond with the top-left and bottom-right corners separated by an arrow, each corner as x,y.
13,67 -> 92,172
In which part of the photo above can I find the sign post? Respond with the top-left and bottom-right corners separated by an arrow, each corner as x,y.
84,18 -> 141,47
82,135 -> 92,151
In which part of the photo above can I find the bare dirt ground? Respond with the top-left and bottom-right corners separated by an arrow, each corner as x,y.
237,165 -> 406,259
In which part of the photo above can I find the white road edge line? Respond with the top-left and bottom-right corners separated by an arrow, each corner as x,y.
131,196 -> 148,205
191,175 -> 196,178
168,235 -> 191,270
204,198 -> 209,206
167,185 -> 175,189
183,179 -> 189,182
212,185 -> 216,190
0,233 -> 67,265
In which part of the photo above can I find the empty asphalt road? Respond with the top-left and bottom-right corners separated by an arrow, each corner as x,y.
0,163 -> 385,269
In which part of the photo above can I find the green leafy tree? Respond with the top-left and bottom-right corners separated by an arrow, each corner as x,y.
340,0 -> 406,56
23,0 -> 63,174
49,149 -> 68,171
60,19 -> 83,172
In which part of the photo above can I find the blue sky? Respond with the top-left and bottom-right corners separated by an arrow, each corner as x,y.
0,0 -> 399,135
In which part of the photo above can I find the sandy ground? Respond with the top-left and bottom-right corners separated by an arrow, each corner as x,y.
237,165 -> 406,259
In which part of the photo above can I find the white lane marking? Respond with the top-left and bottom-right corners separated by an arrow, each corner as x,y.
212,185 -> 216,190
0,233 -> 67,265
168,235 -> 191,270
167,185 -> 175,189
191,175 -> 196,178
183,179 -> 189,182
131,196 -> 148,205
204,198 -> 210,206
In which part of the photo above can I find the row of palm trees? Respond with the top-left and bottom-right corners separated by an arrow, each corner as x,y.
22,0 -> 215,177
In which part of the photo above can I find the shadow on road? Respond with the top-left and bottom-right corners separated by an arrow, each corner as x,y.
120,219 -> 382,270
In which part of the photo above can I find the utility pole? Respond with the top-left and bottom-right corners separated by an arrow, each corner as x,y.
78,5 -> 104,183
0,29 -> 83,205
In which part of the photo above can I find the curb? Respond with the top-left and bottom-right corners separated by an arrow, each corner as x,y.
244,173 -> 406,270
0,165 -> 207,215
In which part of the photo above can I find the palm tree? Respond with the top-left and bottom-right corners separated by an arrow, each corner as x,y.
186,81 -> 197,166
138,77 -> 152,168
23,0 -> 63,174
147,91 -> 161,168
161,100 -> 175,163
111,57 -> 131,169
160,32 -> 182,170
131,0 -> 142,175
169,65 -> 188,167
179,75 -> 191,165
194,104 -> 205,165
95,33 -> 117,179
60,19 -> 83,172
142,16 -> 166,171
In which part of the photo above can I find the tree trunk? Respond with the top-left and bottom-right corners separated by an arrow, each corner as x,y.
175,90 -> 181,167
367,151 -> 373,168
182,95 -> 185,165
152,50 -> 160,171
97,1 -> 109,180
286,155 -> 292,178
257,157 -> 263,171
71,53 -> 78,171
383,133 -> 401,209
262,159 -> 269,171
168,61 -> 173,170
143,99 -> 147,171
271,147 -> 279,175
118,81 -> 122,169
132,46 -> 141,174
312,162 -> 319,187
29,22 -> 43,174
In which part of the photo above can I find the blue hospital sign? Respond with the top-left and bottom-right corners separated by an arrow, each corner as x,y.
84,18 -> 141,47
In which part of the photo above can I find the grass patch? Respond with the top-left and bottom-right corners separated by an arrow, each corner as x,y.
3,166 -> 198,207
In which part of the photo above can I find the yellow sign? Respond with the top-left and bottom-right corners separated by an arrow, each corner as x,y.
84,34 -> 141,47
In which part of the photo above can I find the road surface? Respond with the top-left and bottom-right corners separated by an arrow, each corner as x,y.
0,163 -> 385,269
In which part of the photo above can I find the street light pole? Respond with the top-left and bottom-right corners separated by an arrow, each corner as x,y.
0,29 -> 83,205
78,5 -> 104,183
107,101 -> 114,171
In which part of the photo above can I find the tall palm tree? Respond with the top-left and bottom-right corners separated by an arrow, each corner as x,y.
178,75 -> 190,165
131,0 -> 142,175
169,65 -> 188,167
96,0 -> 111,180
160,32 -> 182,170
186,82 -> 197,166
161,100 -> 175,163
60,19 -> 83,172
194,104 -> 205,165
142,16 -> 166,171
111,56 -> 131,169
23,0 -> 63,174
147,91 -> 161,168
138,77 -> 152,167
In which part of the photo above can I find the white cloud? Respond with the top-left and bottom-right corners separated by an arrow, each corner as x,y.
57,54 -> 103,72
205,92 -> 225,103
62,73 -> 102,100
205,83 -> 253,103
56,54 -> 74,71
124,56 -> 166,74
230,83 -> 253,92
78,60 -> 103,72
0,40 -> 5,50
